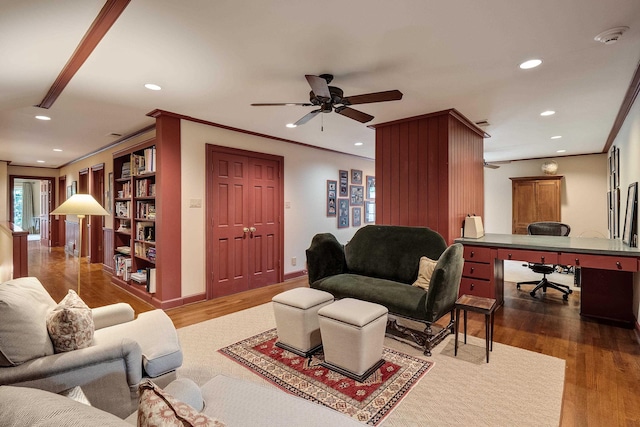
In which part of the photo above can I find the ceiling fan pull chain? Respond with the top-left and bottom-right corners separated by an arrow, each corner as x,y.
321,114 -> 324,132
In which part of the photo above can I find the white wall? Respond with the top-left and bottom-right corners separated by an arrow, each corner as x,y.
484,154 -> 608,238
609,93 -> 640,325
180,120 -> 374,298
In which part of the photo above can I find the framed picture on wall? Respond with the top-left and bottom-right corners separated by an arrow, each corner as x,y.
366,175 -> 375,199
350,185 -> 364,206
339,170 -> 349,197
338,199 -> 349,228
71,181 -> 77,195
326,180 -> 337,217
613,188 -> 620,238
352,207 -> 362,227
351,169 -> 363,185
365,201 -> 376,223
623,182 -> 638,247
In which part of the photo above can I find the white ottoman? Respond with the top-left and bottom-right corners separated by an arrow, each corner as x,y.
318,298 -> 389,381
272,288 -> 334,357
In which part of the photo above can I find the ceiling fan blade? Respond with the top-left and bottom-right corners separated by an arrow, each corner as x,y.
305,75 -> 331,99
335,106 -> 374,123
483,162 -> 500,169
294,109 -> 322,126
251,103 -> 313,106
342,90 -> 403,105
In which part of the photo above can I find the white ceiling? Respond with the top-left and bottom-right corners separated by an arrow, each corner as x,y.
2,0 -> 640,168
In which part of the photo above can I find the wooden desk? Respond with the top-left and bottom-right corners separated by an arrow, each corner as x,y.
455,234 -> 639,327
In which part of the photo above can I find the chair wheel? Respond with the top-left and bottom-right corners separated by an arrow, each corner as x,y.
516,284 -> 521,290
530,291 -> 537,298
563,294 -> 569,301
568,289 -> 573,294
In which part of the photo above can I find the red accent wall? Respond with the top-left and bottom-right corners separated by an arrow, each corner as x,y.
372,109 -> 486,244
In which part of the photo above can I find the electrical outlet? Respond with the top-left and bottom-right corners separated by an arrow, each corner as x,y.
291,256 -> 297,266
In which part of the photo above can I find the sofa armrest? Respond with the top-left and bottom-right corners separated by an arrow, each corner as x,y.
92,303 -> 135,330
0,338 -> 143,391
305,233 -> 347,284
424,243 -> 464,322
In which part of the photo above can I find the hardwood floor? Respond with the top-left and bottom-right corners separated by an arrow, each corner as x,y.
28,242 -> 640,426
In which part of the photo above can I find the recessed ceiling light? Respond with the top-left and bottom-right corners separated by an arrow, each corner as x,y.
540,110 -> 555,116
53,148 -> 63,152
354,142 -> 363,146
35,115 -> 51,121
37,160 -> 45,163
551,136 -> 562,139
144,83 -> 162,91
556,149 -> 566,153
519,59 -> 542,69
286,123 -> 297,128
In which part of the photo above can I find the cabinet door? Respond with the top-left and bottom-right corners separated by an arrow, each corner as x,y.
512,177 -> 561,234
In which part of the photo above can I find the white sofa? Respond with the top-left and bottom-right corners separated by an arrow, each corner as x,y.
0,277 -> 183,418
0,375 -> 365,426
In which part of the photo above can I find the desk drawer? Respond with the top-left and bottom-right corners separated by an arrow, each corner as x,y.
463,246 -> 492,263
497,249 -> 558,265
558,253 -> 638,272
460,277 -> 493,299
462,262 -> 492,279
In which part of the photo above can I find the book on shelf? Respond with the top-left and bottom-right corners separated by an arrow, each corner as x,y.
114,254 -> 131,279
146,247 -> 156,262
146,267 -> 157,293
116,245 -> 131,255
131,271 -> 147,284
136,222 -> 155,241
115,201 -> 130,218
121,161 -> 131,179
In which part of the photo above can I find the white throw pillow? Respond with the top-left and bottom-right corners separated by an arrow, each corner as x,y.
412,256 -> 438,291
0,277 -> 56,366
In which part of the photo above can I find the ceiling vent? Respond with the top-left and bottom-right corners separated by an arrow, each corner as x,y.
475,120 -> 490,127
594,26 -> 629,45
108,133 -> 123,138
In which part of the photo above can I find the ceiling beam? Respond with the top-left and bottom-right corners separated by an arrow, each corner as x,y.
36,0 -> 130,109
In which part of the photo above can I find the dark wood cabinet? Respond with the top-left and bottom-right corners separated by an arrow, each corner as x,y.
511,176 -> 562,234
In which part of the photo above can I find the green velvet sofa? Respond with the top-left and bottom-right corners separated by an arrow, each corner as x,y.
306,225 -> 463,356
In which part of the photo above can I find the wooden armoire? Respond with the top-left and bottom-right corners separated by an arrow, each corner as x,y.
371,109 -> 488,244
510,176 -> 563,234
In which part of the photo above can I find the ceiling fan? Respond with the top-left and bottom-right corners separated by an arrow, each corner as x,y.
251,74 -> 403,126
483,160 -> 512,169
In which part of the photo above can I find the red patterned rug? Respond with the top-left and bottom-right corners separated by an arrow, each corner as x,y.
218,329 -> 433,425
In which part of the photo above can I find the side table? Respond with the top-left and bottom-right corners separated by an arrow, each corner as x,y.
454,294 -> 497,363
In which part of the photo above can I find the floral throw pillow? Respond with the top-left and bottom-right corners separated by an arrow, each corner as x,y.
138,379 -> 225,427
46,290 -> 94,353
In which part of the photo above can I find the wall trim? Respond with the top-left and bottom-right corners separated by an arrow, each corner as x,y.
147,109 -> 374,161
284,270 -> 307,281
604,59 -> 640,153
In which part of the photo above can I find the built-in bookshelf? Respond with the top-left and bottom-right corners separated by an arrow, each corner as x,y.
110,112 -> 182,309
112,142 -> 158,297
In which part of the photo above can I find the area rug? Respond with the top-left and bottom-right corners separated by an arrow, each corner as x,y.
176,303 -> 565,426
218,328 -> 432,425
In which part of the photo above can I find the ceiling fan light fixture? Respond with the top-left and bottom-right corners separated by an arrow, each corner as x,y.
519,59 -> 542,69
540,110 -> 555,116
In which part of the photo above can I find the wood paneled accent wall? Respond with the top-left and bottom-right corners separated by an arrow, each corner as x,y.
371,109 -> 487,244
102,227 -> 114,274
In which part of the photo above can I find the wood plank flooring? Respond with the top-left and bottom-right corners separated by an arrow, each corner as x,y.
27,243 -> 640,426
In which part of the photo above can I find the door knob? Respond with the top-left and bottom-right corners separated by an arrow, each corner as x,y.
249,227 -> 256,233
243,227 -> 250,233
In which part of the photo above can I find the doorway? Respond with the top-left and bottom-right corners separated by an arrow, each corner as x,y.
9,176 -> 55,246
205,145 -> 284,298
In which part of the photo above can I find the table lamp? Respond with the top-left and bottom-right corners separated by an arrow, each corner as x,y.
51,194 -> 110,295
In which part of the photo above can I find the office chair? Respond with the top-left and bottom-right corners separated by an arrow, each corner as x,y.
516,222 -> 573,301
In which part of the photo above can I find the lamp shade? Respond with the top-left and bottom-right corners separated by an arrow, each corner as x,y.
51,194 -> 110,216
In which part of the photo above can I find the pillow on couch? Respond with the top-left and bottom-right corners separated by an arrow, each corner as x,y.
412,256 -> 438,291
138,379 -> 225,427
46,290 -> 95,353
0,277 -> 57,366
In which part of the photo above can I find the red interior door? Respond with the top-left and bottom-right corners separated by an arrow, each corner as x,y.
207,147 -> 282,298
247,157 -> 279,289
